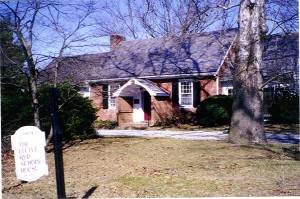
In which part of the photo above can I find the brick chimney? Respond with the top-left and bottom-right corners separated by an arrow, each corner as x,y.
110,34 -> 126,50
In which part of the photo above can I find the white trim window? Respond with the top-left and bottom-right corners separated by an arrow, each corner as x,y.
221,85 -> 233,96
179,80 -> 193,108
228,88 -> 233,96
79,86 -> 90,98
108,84 -> 120,109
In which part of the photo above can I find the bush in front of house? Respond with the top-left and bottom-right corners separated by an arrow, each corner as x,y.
93,120 -> 118,129
154,115 -> 179,127
39,82 -> 97,141
196,95 -> 233,127
153,108 -> 198,127
268,91 -> 299,124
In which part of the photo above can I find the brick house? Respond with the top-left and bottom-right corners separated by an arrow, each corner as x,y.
43,29 -> 298,127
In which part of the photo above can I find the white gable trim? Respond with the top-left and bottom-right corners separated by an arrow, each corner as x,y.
113,78 -> 169,97
215,34 -> 237,76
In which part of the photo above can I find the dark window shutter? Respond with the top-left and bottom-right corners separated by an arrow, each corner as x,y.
103,84 -> 108,109
172,80 -> 179,105
193,80 -> 200,108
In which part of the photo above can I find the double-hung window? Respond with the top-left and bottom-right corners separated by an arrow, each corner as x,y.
179,80 -> 193,108
108,84 -> 120,109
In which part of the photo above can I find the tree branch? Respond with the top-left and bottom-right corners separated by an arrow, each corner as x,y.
259,71 -> 294,90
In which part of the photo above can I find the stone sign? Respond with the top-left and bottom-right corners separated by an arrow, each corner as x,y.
11,126 -> 48,182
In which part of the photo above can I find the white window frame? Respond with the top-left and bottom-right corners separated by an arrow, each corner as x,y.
221,85 -> 233,96
227,88 -> 233,96
79,86 -> 90,98
108,84 -> 120,109
178,80 -> 193,108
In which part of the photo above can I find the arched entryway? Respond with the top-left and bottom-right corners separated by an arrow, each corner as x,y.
113,78 -> 169,125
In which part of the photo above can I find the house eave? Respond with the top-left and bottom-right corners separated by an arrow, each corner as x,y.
85,72 -> 216,84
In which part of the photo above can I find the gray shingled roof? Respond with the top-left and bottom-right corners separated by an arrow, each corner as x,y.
220,33 -> 299,83
41,29 -> 236,84
41,30 -> 298,86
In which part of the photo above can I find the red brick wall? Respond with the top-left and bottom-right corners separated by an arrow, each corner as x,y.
150,95 -> 174,126
149,79 -> 218,125
153,78 -> 218,102
90,84 -> 117,121
89,78 -> 219,125
149,80 -> 174,125
200,78 -> 217,101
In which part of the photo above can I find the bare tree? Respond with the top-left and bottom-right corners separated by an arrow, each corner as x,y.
38,1 -> 98,145
209,0 -> 297,144
95,0 -> 141,39
94,0 -> 226,39
1,0 -> 98,134
266,0 -> 298,34
229,0 -> 268,144
38,1 -> 97,86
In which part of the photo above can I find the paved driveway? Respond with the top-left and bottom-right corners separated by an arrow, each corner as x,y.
96,129 -> 299,144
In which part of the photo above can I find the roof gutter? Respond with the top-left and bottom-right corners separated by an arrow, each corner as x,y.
139,72 -> 216,79
85,72 -> 216,84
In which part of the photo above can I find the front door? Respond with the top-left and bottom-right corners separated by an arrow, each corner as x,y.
132,91 -> 144,122
143,91 -> 151,121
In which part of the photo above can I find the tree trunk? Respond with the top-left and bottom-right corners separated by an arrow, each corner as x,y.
29,60 -> 41,129
46,61 -> 60,145
16,30 -> 41,129
229,0 -> 267,144
46,126 -> 53,145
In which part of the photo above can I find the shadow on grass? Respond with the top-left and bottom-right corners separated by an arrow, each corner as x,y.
82,186 -> 98,199
264,123 -> 299,134
46,134 -> 102,153
235,143 -> 300,161
46,140 -> 84,153
2,181 -> 27,193
46,136 -> 152,153
282,147 -> 300,160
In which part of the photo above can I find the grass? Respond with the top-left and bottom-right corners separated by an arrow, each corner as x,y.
117,174 -> 220,196
2,137 -> 300,198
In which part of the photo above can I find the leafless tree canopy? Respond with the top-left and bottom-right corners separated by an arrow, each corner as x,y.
93,0 -> 297,39
94,0 -> 239,39
0,0 -> 100,66
266,0 -> 298,34
0,0 -> 99,128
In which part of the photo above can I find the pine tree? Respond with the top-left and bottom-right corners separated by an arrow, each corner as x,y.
1,19 -> 32,137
